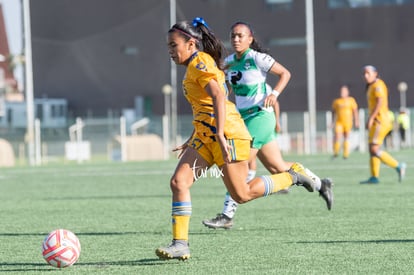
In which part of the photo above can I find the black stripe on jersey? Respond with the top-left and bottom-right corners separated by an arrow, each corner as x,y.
198,111 -> 215,117
195,120 -> 216,134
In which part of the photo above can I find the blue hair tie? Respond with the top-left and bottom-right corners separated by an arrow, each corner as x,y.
192,17 -> 209,28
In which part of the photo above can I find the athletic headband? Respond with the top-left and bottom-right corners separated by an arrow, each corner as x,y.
363,65 -> 377,72
171,26 -> 199,41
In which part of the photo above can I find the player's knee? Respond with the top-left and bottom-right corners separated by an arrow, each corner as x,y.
233,196 -> 249,204
169,176 -> 192,193
229,192 -> 250,204
369,148 -> 381,157
169,177 -> 179,192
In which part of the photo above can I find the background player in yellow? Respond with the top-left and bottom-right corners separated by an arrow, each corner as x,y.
360,65 -> 406,184
397,108 -> 410,148
331,85 -> 359,159
383,109 -> 395,149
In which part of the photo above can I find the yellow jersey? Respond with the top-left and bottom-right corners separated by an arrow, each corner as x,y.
332,97 -> 358,124
183,51 -> 251,144
366,78 -> 389,125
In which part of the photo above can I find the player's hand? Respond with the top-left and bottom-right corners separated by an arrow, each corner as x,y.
264,94 -> 277,108
275,121 -> 281,133
366,117 -> 374,129
216,134 -> 231,163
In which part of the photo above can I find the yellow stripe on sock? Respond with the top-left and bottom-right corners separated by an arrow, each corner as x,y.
172,215 -> 190,241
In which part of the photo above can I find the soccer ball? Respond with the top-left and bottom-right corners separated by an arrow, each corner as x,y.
42,229 -> 81,268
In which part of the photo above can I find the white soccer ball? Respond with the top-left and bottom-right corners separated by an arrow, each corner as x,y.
42,229 -> 81,268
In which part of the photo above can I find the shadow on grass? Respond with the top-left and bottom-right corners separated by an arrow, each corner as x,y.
0,231 -> 165,237
293,239 -> 414,244
0,258 -> 179,272
78,258 -> 178,267
0,262 -> 55,273
43,194 -> 170,201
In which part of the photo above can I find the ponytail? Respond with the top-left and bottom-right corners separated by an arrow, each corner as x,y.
192,17 -> 225,69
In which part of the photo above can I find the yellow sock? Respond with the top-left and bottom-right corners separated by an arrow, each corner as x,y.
343,140 -> 349,158
263,172 -> 293,194
172,215 -> 190,241
377,151 -> 399,169
333,141 -> 340,156
172,201 -> 191,241
370,156 -> 381,178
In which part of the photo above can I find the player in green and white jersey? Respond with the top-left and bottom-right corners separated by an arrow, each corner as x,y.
203,22 -> 334,229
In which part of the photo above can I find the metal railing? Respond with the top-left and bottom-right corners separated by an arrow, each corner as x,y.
1,108 -> 411,165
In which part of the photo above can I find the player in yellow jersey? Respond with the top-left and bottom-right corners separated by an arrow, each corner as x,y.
331,85 -> 359,159
397,108 -> 410,148
155,17 -> 316,261
360,65 -> 406,184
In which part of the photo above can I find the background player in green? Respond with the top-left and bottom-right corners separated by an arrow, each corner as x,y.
203,22 -> 333,230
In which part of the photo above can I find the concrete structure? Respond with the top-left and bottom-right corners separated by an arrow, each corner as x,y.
0,98 -> 67,128
28,0 -> 413,117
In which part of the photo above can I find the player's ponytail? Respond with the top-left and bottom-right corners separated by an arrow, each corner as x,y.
192,17 -> 225,69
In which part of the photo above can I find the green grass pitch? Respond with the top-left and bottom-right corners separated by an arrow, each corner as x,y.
0,150 -> 413,274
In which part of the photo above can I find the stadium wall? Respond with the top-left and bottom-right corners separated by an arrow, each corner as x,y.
29,0 -> 414,117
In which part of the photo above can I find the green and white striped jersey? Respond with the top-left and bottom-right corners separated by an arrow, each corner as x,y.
224,48 -> 276,118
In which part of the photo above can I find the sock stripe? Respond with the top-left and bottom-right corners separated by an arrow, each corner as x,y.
260,175 -> 274,197
172,201 -> 192,216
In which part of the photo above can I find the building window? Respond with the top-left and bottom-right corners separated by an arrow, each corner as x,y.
269,37 -> 306,47
36,103 -> 43,121
121,45 -> 139,56
336,40 -> 373,50
59,105 -> 66,117
265,0 -> 293,10
329,0 -> 414,9
7,108 -> 12,125
51,105 -> 56,118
